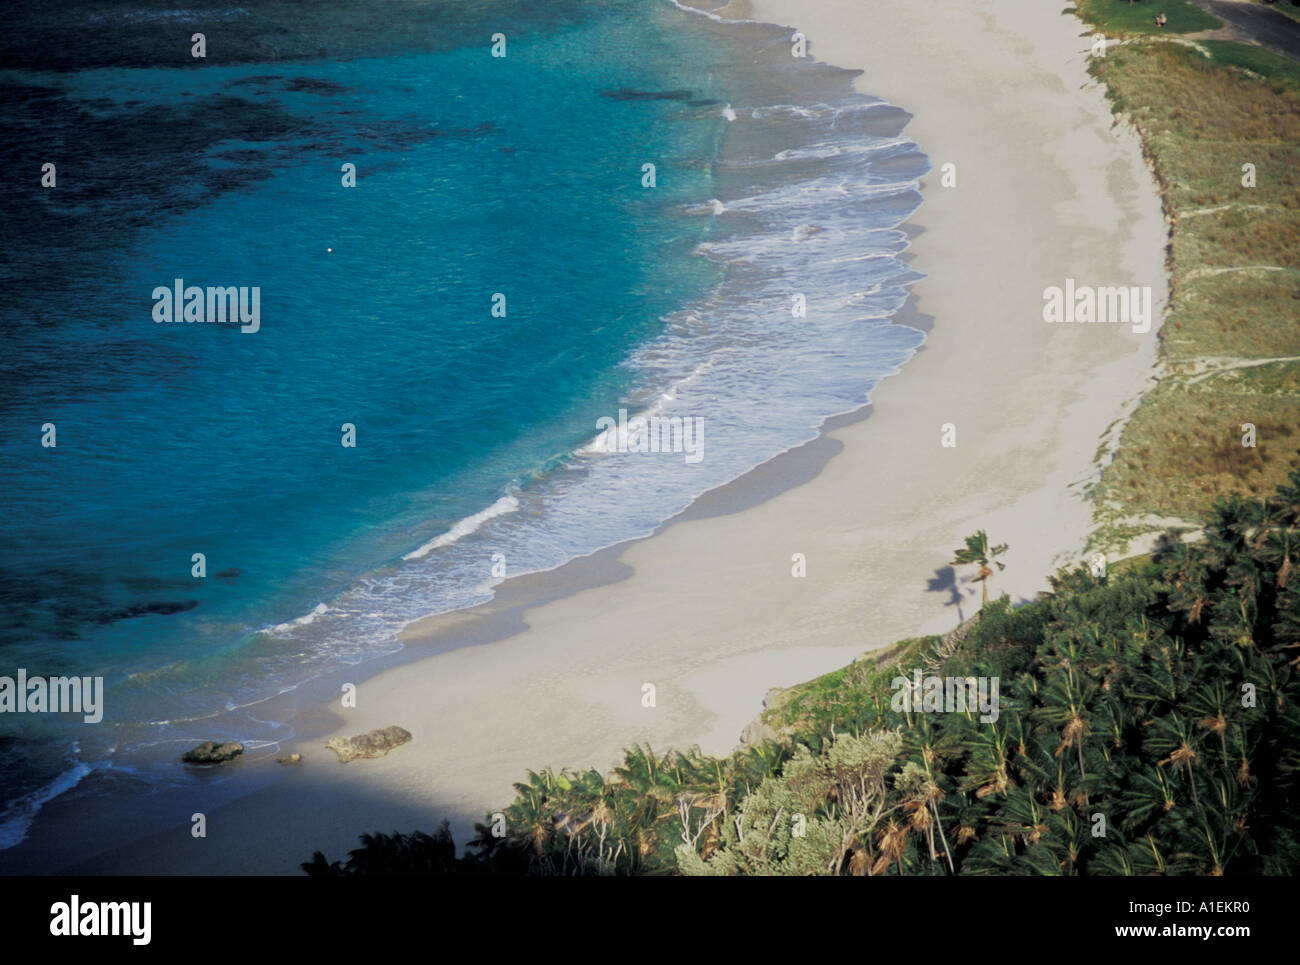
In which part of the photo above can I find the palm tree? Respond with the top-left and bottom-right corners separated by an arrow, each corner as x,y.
951,530 -> 1008,611
1152,713 -> 1204,811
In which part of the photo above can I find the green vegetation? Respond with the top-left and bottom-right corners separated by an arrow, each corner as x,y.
1094,365 -> 1300,521
306,476 -> 1300,875
1071,0 -> 1222,35
1199,39 -> 1300,87
1088,39 -> 1300,545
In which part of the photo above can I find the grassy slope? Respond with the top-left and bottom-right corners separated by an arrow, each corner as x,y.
1086,38 -> 1300,548
1199,39 -> 1300,84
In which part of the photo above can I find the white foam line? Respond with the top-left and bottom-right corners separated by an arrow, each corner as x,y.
402,494 -> 521,561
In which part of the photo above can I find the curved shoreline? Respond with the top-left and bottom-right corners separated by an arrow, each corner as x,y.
17,0 -> 1168,874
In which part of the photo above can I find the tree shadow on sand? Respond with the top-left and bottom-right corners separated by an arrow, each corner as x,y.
926,565 -> 965,624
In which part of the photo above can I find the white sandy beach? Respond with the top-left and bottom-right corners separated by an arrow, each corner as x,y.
67,0 -> 1169,873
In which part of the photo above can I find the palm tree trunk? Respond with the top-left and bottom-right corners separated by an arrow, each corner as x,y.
930,798 -> 955,873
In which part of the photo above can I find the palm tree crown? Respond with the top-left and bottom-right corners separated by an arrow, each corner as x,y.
951,530 -> 1008,608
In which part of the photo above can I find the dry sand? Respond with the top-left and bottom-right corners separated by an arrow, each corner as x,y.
67,0 -> 1169,873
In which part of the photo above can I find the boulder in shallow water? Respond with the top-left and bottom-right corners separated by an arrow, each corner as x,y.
276,752 -> 302,765
182,740 -> 244,765
325,725 -> 412,763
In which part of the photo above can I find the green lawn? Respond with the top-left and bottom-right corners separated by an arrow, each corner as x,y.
1072,0 -> 1222,34
1201,39 -> 1300,87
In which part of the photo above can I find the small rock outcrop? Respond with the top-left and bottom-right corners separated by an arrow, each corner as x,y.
737,688 -> 786,750
276,753 -> 302,765
181,740 -> 244,765
739,716 -> 779,748
325,725 -> 412,763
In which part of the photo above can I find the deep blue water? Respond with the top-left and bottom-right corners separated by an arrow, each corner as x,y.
0,0 -> 928,852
